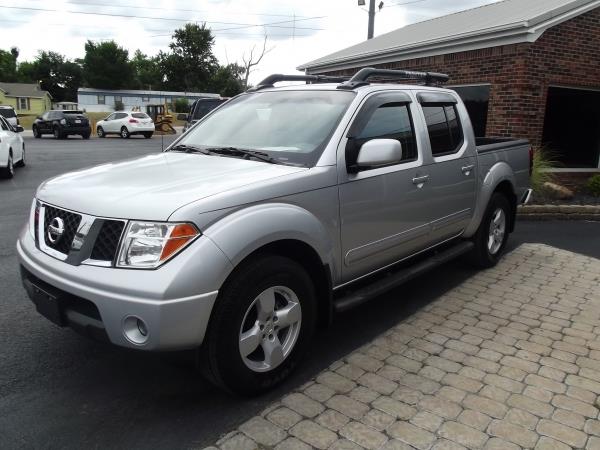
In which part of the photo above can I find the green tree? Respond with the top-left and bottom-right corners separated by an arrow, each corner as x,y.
82,40 -> 132,89
131,50 -> 163,90
0,48 -> 18,82
211,63 -> 244,97
161,23 -> 218,92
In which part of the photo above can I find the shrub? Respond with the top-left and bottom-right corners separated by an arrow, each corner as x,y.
530,148 -> 556,193
114,100 -> 124,111
174,98 -> 189,113
587,174 -> 600,197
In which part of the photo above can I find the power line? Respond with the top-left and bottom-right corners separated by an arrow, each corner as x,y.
0,5 -> 324,30
381,0 -> 427,9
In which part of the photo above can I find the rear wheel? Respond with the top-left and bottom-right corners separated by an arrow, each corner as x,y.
468,193 -> 511,268
32,125 -> 41,138
120,126 -> 130,139
0,152 -> 14,179
143,132 -> 153,139
82,132 -> 91,140
200,255 -> 316,396
97,126 -> 105,138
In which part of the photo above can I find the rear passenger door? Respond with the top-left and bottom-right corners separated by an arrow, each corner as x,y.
417,92 -> 477,242
338,92 -> 432,283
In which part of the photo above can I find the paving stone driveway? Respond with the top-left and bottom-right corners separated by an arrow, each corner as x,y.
210,244 -> 600,450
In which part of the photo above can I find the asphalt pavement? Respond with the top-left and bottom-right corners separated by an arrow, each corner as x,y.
1,135 -> 598,450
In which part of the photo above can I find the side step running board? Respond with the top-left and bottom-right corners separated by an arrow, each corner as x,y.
333,241 -> 474,313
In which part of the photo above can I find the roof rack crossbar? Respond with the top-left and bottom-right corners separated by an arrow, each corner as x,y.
248,74 -> 350,92
337,67 -> 449,89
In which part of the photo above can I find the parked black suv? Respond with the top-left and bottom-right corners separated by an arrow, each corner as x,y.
183,98 -> 228,132
33,110 -> 91,139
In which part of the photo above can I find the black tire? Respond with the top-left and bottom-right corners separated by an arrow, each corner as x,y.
82,132 -> 91,140
200,255 -> 316,396
120,126 -> 130,139
53,126 -> 63,140
97,126 -> 105,138
467,193 -> 511,268
15,145 -> 25,167
32,125 -> 41,138
0,152 -> 14,179
143,132 -> 153,139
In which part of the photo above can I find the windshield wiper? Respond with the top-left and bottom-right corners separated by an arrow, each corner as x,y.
168,144 -> 211,155
204,146 -> 288,165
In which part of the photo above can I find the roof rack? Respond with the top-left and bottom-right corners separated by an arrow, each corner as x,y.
337,67 -> 449,90
247,74 -> 350,92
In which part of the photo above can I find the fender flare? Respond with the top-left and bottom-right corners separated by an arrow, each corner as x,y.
464,161 -> 517,237
202,202 -> 337,281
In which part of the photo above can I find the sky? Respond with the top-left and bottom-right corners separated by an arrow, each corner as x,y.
0,0 -> 501,88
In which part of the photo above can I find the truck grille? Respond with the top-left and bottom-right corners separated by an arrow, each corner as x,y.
38,203 -> 125,266
43,205 -> 82,254
90,220 -> 125,262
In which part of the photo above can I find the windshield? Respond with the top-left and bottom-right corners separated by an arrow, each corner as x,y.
0,108 -> 16,118
177,90 -> 355,167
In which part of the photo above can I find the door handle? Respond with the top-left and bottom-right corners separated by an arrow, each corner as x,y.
412,175 -> 430,187
462,165 -> 475,175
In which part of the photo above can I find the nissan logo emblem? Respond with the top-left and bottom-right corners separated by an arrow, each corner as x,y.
47,217 -> 65,244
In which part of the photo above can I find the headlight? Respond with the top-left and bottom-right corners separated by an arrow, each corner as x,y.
60,118 -> 66,125
116,221 -> 200,269
28,198 -> 39,239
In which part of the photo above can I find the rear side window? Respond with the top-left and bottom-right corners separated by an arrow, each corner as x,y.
132,113 -> 149,119
422,104 -> 463,156
356,103 -> 418,162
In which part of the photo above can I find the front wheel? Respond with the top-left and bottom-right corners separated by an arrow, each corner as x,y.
120,127 -> 130,139
32,126 -> 41,138
53,126 -> 63,140
200,255 -> 316,396
97,127 -> 105,138
468,193 -> 511,268
0,153 -> 14,179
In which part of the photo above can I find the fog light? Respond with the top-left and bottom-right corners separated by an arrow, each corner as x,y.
137,318 -> 148,336
123,315 -> 149,345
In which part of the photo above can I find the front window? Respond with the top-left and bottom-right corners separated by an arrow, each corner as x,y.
18,98 -> 29,110
176,90 -> 355,167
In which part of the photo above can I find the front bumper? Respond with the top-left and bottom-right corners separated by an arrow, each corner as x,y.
17,227 -> 232,350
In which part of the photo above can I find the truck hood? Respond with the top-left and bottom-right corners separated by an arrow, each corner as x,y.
36,152 -> 307,220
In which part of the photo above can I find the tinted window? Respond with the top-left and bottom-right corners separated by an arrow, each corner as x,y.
63,110 -> 84,115
356,103 -> 417,162
0,108 -> 16,118
115,113 -> 128,119
192,100 -> 223,120
132,113 -> 150,119
422,105 -> 463,156
450,85 -> 490,137
0,117 -> 8,130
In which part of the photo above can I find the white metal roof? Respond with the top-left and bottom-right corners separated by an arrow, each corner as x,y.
78,87 -> 220,98
299,0 -> 600,72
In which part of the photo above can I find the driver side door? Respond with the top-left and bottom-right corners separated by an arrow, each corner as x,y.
338,91 -> 432,283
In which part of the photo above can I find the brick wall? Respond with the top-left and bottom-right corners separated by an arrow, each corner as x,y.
315,7 -> 600,148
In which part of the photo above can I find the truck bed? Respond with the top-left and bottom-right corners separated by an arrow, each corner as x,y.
476,137 -> 529,153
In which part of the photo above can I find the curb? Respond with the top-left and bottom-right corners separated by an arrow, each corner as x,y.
517,204 -> 600,221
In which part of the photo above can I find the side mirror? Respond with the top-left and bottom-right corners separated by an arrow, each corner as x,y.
354,139 -> 403,171
16,125 -> 24,133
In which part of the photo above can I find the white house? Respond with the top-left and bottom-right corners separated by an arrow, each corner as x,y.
77,88 -> 220,113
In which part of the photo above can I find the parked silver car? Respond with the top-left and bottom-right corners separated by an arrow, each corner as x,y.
17,69 -> 532,394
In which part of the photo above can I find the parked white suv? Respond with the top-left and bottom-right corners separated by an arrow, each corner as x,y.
0,115 -> 25,178
0,105 -> 18,128
96,112 -> 154,139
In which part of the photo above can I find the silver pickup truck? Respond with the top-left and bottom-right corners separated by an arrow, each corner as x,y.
17,68 -> 532,394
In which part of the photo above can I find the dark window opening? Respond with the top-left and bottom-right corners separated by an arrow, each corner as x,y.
422,104 -> 463,156
355,102 -> 418,162
450,85 -> 490,137
542,87 -> 600,168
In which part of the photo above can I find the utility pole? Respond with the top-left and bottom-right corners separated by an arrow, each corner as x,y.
367,0 -> 376,39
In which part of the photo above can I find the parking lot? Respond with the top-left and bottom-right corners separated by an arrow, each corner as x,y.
1,135 -> 600,449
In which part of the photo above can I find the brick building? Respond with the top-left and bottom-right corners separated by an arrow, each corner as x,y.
299,0 -> 600,170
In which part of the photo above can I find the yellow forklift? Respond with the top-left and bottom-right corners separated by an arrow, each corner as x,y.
135,102 -> 176,134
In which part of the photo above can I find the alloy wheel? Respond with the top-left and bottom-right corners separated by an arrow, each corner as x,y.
488,208 -> 506,255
